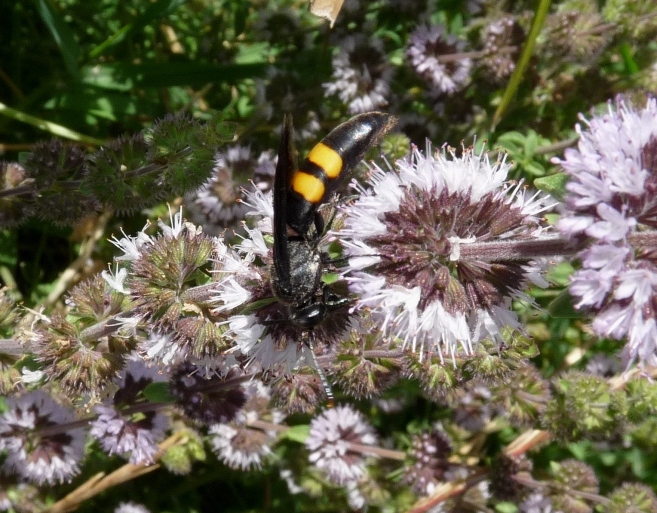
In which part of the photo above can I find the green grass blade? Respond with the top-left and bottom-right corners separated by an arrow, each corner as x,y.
492,0 -> 551,127
35,0 -> 82,79
0,102 -> 104,144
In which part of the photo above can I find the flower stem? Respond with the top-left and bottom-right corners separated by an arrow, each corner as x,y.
458,235 -> 581,262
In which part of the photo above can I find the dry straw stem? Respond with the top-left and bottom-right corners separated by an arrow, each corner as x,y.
44,432 -> 186,513
407,468 -> 487,513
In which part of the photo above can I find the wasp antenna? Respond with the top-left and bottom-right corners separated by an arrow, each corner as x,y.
305,340 -> 335,408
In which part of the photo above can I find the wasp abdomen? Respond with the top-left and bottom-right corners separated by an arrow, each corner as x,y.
287,111 -> 396,235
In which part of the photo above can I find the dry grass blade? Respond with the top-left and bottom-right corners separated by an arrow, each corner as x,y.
44,432 -> 185,513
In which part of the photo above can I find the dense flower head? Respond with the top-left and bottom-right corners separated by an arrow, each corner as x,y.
22,139 -> 98,225
169,362 -> 248,425
33,274 -> 136,393
329,316 -> 403,399
323,35 -> 392,114
90,405 -> 166,465
269,365 -> 330,414
0,391 -> 85,485
185,146 -> 276,235
554,97 -> 657,368
218,186 -> 354,372
0,161 -> 34,227
550,459 -> 599,511
480,16 -> 523,81
489,454 -> 532,501
543,8 -> 611,64
126,210 -> 229,360
451,382 -> 499,431
89,361 -> 168,465
406,25 -> 472,95
208,381 -> 283,470
305,405 -> 377,484
403,429 -> 452,496
340,143 -> 552,362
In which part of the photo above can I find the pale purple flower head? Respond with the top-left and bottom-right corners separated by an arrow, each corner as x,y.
89,361 -> 168,465
305,404 -> 377,484
208,382 -> 283,471
220,187 -> 353,371
340,143 -> 552,361
168,361 -> 247,425
554,97 -> 657,368
403,429 -> 452,496
480,16 -> 522,81
407,25 -> 472,95
0,390 -> 85,485
519,491 -> 557,513
323,35 -> 392,114
185,146 -> 276,235
90,405 -> 166,465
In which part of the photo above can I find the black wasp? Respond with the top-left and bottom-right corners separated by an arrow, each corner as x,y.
271,111 -> 396,334
266,111 -> 395,402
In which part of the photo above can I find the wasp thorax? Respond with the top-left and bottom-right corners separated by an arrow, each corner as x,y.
270,239 -> 321,306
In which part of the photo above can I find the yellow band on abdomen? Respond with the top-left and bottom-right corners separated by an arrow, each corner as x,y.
307,142 -> 343,179
292,171 -> 325,203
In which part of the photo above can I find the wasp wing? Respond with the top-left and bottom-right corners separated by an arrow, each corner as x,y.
273,113 -> 297,283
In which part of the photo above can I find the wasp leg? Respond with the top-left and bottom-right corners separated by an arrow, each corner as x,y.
304,336 -> 335,408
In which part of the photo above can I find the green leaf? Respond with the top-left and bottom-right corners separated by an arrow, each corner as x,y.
0,231 -> 18,267
143,382 -> 175,403
239,297 -> 278,315
44,88 -> 143,122
525,162 -> 546,176
282,424 -> 310,443
524,130 -> 538,156
619,42 -> 639,74
496,131 -> 525,148
495,502 -> 519,513
534,173 -> 569,200
35,0 -> 82,79
321,272 -> 341,285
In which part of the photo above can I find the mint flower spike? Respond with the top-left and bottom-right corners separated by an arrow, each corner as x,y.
185,146 -> 276,235
407,25 -> 473,95
340,142 -> 554,362
0,391 -> 85,485
305,405 -> 377,485
89,361 -> 168,465
323,34 -> 392,115
553,96 -> 657,369
208,381 -> 283,471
